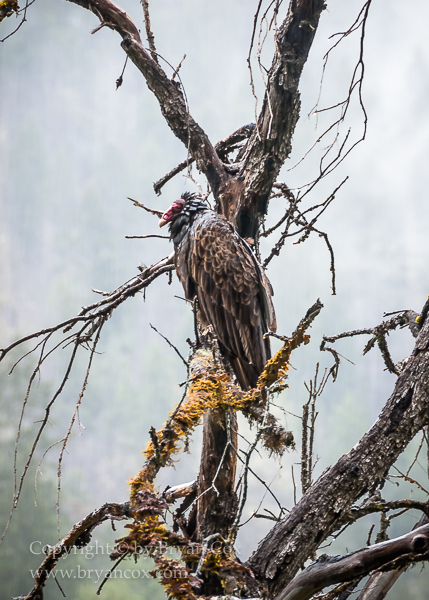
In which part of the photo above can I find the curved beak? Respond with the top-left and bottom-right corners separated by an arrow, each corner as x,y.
159,218 -> 168,228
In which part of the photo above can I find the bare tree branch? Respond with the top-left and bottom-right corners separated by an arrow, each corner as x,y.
321,309 -> 419,377
356,514 -> 429,600
141,0 -> 158,64
64,0 -> 229,197
153,123 -> 256,195
127,196 -> 163,216
229,0 -> 326,238
0,253 -> 174,363
23,503 -> 131,600
5,3 -> 424,599
274,523 -> 429,600
247,304 -> 429,596
0,0 -> 34,42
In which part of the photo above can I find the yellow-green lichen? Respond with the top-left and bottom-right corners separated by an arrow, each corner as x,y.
0,0 -> 19,22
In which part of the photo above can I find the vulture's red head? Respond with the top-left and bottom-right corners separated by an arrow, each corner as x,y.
159,198 -> 186,228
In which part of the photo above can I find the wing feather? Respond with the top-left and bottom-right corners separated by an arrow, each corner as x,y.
176,209 -> 276,389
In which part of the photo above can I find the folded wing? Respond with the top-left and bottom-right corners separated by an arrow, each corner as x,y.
176,210 -> 276,389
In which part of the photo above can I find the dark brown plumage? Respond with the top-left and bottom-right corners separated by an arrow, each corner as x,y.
159,193 -> 276,389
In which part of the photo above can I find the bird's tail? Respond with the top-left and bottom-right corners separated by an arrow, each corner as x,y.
229,355 -> 261,391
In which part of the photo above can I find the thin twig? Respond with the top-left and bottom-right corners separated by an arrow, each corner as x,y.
321,309 -> 419,378
231,427 -> 264,541
127,197 -> 163,216
391,465 -> 429,496
0,254 -> 174,362
115,55 -> 128,89
149,323 -> 189,369
55,319 -> 105,538
247,0 -> 264,141
289,2 -> 372,191
141,0 -> 158,64
96,552 -> 128,595
172,54 -> 186,80
263,178 -> 347,274
125,234 -> 169,239
0,0 -> 35,43
1,322 -> 90,546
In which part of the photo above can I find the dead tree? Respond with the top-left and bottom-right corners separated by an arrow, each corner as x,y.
1,1 -> 429,599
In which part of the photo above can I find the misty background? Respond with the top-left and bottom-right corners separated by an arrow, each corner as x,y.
1,0 -> 429,598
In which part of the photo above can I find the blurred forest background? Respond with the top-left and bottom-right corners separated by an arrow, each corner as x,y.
1,1 -> 429,598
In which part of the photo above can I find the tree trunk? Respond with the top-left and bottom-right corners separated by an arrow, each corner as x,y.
195,409 -> 238,541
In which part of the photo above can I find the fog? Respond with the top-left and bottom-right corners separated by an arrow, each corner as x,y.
1,1 -> 429,598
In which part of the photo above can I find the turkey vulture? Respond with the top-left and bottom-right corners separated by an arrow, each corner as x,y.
159,193 -> 276,390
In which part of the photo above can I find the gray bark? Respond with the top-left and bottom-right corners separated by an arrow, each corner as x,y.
65,0 -> 326,240
274,523 -> 429,600
246,315 -> 429,597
